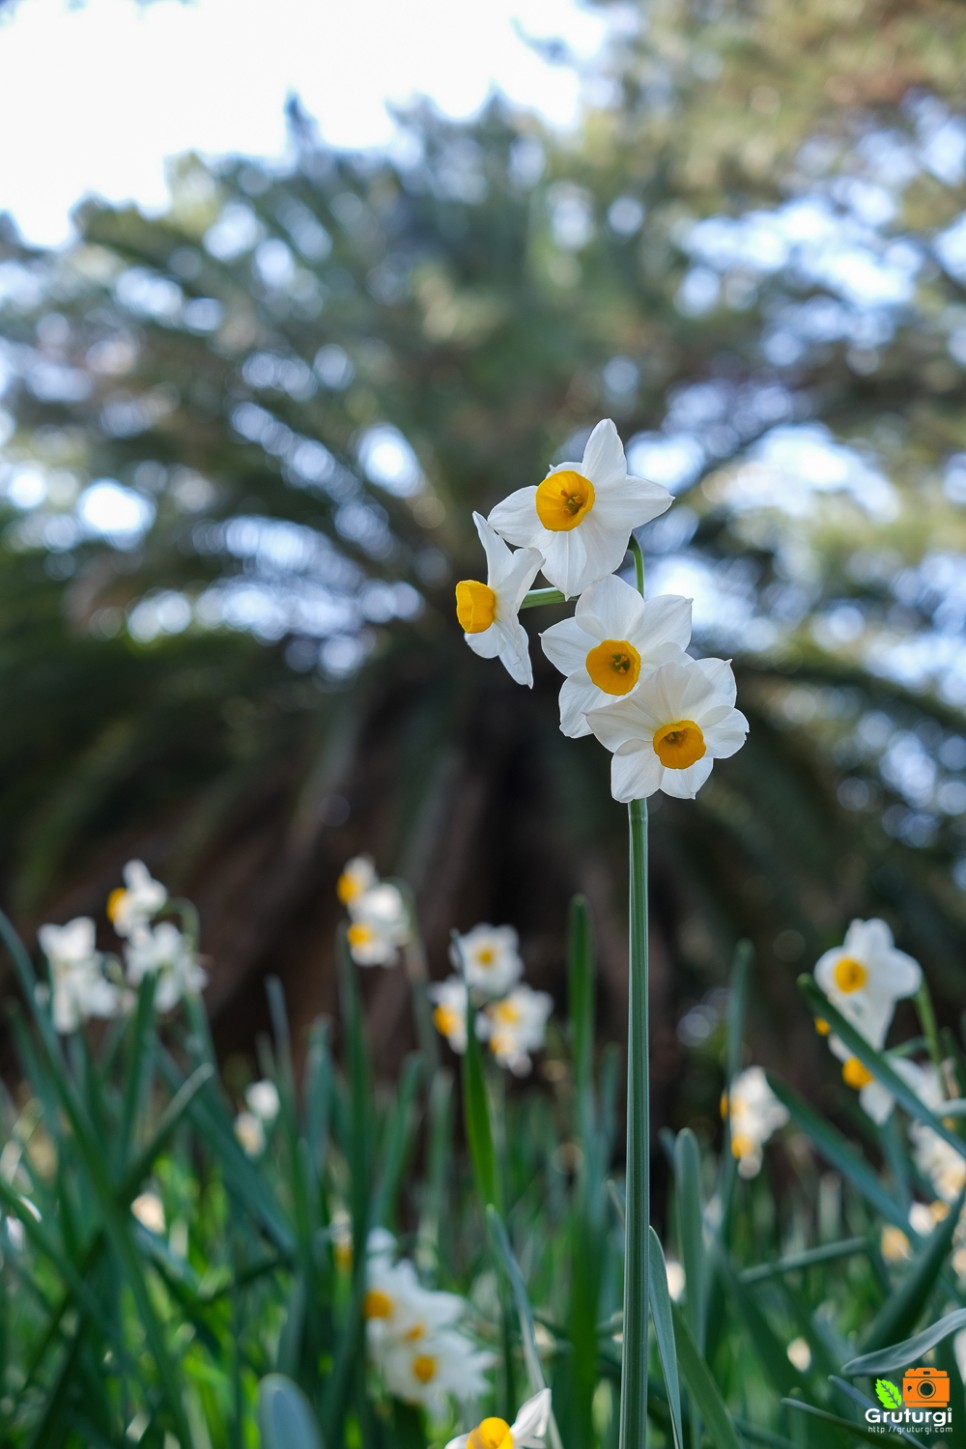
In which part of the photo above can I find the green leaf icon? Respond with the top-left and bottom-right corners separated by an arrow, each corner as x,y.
876,1379 -> 903,1410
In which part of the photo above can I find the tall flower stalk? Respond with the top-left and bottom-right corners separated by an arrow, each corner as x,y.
621,791 -> 650,1447
456,418 -> 749,1443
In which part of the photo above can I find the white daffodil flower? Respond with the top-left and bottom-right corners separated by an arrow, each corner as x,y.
722,1066 -> 788,1178
849,1056 -> 932,1125
906,1065 -> 966,1202
455,513 -> 543,687
429,977 -> 471,1054
540,576 -> 692,737
234,1110 -> 266,1156
124,921 -> 207,1011
445,1387 -> 553,1449
586,656 -> 748,802
479,985 -> 553,1076
37,918 -> 126,1033
245,1080 -> 280,1123
814,918 -> 922,1049
379,1327 -> 494,1413
107,859 -> 167,938
450,924 -> 524,997
365,1258 -> 465,1351
336,854 -> 378,907
346,882 -> 411,966
488,419 -> 671,598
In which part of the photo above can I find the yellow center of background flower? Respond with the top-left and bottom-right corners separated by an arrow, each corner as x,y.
476,946 -> 495,966
842,1057 -> 872,1089
535,469 -> 596,531
730,1133 -> 754,1159
433,1004 -> 459,1038
337,871 -> 361,905
347,923 -> 374,947
468,1417 -> 514,1449
814,1018 -> 830,1036
653,719 -> 706,769
456,580 -> 497,633
403,1322 -> 426,1342
364,1289 -> 393,1319
833,956 -> 867,993
491,1000 -> 521,1024
585,638 -> 641,695
411,1354 -> 437,1384
107,887 -> 128,923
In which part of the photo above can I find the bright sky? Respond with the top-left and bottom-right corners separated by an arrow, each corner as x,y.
0,0 -> 608,247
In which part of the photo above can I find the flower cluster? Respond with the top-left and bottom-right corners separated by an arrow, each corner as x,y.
721,1067 -> 789,1178
234,1079 -> 281,1157
337,855 -> 412,967
37,860 -> 206,1032
431,925 -> 553,1076
456,420 -> 748,802
812,917 -> 922,1120
363,1231 -> 494,1415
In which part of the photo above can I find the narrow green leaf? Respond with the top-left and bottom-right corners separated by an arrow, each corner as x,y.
672,1307 -> 744,1449
674,1129 -> 706,1353
648,1228 -> 684,1449
766,1076 -> 911,1232
843,1309 -> 966,1376
860,1182 -> 966,1353
453,933 -> 500,1211
258,1374 -> 325,1448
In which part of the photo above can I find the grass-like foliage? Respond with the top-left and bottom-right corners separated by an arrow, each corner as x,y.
1,868 -> 965,1448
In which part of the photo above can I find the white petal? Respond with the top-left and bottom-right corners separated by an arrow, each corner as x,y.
703,709 -> 749,759
611,744 -> 663,802
593,475 -> 672,527
498,545 -> 544,607
513,1387 -> 553,1444
558,676 -> 596,738
488,487 -> 542,548
472,510 -> 513,583
465,625 -> 503,662
538,524 -> 624,597
580,418 -> 627,489
635,593 -> 693,653
492,618 -> 534,687
860,1078 -> 896,1125
586,694 -> 650,751
813,948 -> 841,995
576,573 -> 647,640
875,949 -> 922,999
659,756 -> 714,799
443,1437 -> 471,1449
540,616 -> 594,676
685,657 -> 737,713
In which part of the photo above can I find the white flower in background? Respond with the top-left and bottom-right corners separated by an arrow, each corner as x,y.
455,513 -> 543,687
107,859 -> 167,938
905,1064 -> 966,1203
479,985 -> 553,1076
840,1053 -> 930,1125
124,921 -> 207,1011
429,977 -> 471,1055
346,882 -> 411,967
234,1110 -> 265,1156
245,1080 -> 280,1123
540,576 -> 692,737
723,1066 -> 788,1178
446,1388 -> 552,1449
814,919 -> 922,1049
336,854 -> 378,907
380,1327 -> 494,1413
488,419 -> 672,598
587,657 -> 748,803
37,918 -> 125,1033
131,1192 -> 166,1234
450,924 -> 524,997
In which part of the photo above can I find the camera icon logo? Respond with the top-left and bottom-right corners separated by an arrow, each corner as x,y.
903,1367 -> 950,1407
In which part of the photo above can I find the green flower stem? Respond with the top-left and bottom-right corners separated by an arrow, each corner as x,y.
520,587 -> 566,610
630,534 -> 645,594
620,793 -> 650,1449
915,980 -> 944,1080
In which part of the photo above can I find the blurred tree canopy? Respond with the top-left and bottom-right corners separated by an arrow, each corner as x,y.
1,0 -> 964,1091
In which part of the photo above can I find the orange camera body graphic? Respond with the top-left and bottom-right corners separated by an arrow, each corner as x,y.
903,1368 -> 951,1407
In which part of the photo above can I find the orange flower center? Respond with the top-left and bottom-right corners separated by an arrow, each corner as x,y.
842,1057 -> 873,1089
833,956 -> 867,993
585,638 -> 642,695
653,719 -> 706,769
456,579 -> 497,633
364,1289 -> 393,1319
468,1418 -> 514,1449
535,469 -> 595,531
411,1354 -> 437,1384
